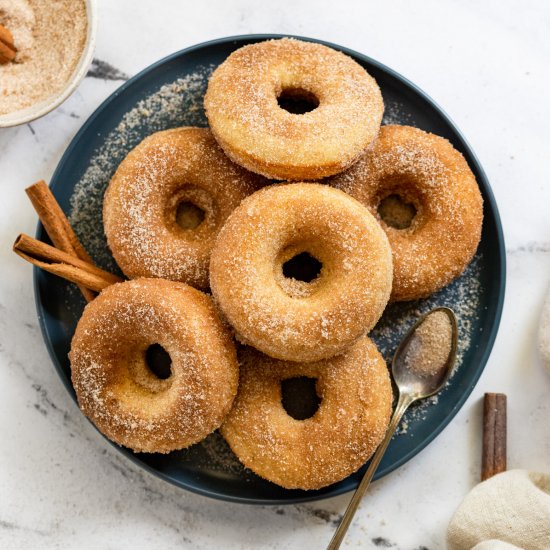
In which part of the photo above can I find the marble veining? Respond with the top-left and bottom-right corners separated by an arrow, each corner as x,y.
1,1 -> 549,549
87,59 -> 130,81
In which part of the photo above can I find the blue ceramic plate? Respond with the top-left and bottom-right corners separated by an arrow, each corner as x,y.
35,35 -> 505,504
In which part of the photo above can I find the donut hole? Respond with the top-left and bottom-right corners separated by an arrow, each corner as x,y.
176,201 -> 206,230
378,194 -> 417,229
167,185 -> 216,235
277,87 -> 320,114
145,344 -> 172,380
282,252 -> 322,283
281,377 -> 321,420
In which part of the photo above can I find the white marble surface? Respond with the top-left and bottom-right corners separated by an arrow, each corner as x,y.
1,1 -> 550,548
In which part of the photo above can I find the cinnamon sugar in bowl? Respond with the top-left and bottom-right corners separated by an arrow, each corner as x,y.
0,0 -> 97,127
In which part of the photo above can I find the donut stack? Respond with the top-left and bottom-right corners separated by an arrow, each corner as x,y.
70,38 -> 483,491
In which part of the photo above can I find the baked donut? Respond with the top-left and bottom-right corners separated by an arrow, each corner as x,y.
204,38 -> 384,180
209,183 -> 393,362
330,125 -> 483,301
103,127 -> 265,289
69,278 -> 239,453
221,336 -> 393,490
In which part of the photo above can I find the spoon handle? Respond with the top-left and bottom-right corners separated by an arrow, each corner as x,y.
327,392 -> 414,550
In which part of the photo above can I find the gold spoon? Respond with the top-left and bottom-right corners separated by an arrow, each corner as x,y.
327,307 -> 458,549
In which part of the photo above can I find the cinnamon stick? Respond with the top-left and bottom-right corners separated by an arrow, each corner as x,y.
14,234 -> 122,293
0,23 -> 16,64
26,180 -> 95,301
481,392 -> 507,481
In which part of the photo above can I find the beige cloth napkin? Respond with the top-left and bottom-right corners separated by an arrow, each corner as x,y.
471,542 -> 523,550
447,470 -> 550,550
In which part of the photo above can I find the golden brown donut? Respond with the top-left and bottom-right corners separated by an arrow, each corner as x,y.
69,278 -> 239,454
209,183 -> 393,362
330,125 -> 483,301
221,336 -> 393,490
204,38 -> 384,180
103,127 -> 265,289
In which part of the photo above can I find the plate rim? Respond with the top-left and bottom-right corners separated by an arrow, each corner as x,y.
34,33 -> 506,505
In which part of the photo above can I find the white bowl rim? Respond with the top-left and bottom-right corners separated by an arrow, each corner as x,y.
0,0 -> 98,128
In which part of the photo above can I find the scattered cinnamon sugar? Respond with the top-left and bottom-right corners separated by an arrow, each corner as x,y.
0,0 -> 87,115
193,431 -> 249,476
404,310 -> 453,377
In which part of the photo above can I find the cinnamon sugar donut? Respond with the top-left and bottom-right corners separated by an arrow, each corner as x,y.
221,336 -> 393,490
330,125 -> 483,301
103,127 -> 265,289
209,183 -> 393,362
69,278 -> 239,454
204,38 -> 384,180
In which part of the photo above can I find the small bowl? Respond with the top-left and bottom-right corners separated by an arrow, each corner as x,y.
0,0 -> 97,128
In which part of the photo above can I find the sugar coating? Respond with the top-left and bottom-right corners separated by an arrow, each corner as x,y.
209,183 -> 393,362
69,278 -> 239,454
205,38 -> 384,180
221,336 -> 393,490
103,127 -> 266,289
330,125 -> 484,301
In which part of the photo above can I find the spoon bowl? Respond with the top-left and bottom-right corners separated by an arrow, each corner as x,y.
392,307 -> 458,399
